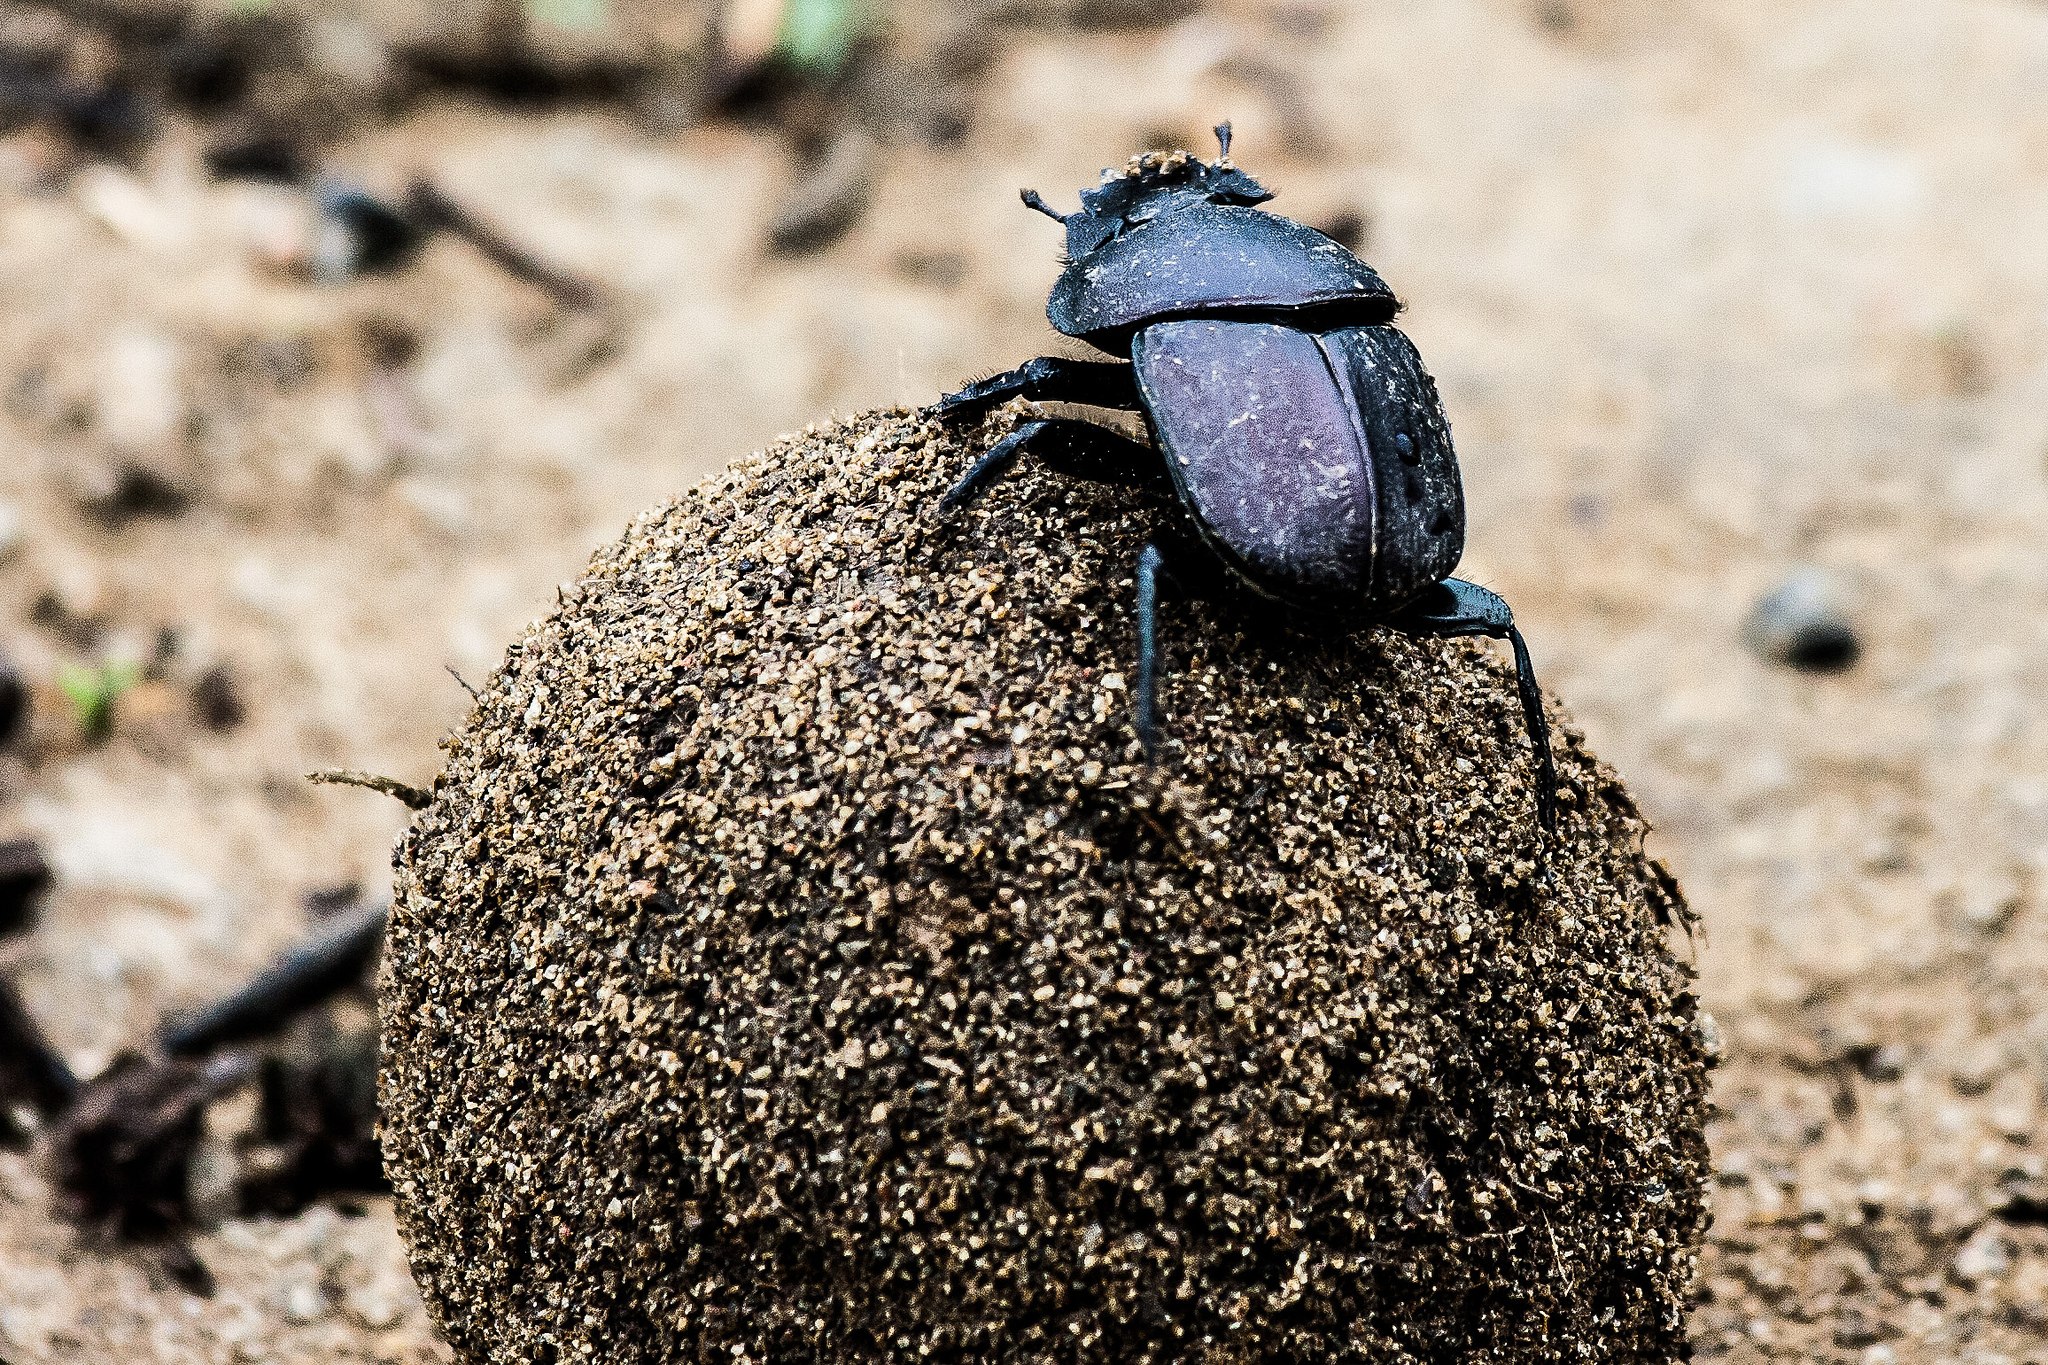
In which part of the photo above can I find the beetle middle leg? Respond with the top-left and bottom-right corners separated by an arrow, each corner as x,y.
1130,532 -> 1232,760
939,417 -> 1166,512
1386,578 -> 1559,833
1134,542 -> 1170,757
934,356 -> 1142,424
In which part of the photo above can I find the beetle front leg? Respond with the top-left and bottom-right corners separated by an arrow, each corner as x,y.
940,418 -> 1168,513
935,356 -> 1142,424
1386,578 -> 1558,834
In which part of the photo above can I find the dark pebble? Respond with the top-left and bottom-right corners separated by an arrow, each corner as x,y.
191,664 -> 246,731
0,652 -> 25,746
1744,568 -> 1861,671
0,837 -> 52,938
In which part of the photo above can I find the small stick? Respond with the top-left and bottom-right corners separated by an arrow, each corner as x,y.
405,180 -> 601,311
159,901 -> 388,1057
307,769 -> 431,809
0,975 -> 76,1114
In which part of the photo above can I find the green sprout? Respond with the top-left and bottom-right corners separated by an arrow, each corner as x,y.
58,660 -> 140,739
525,0 -> 609,30
778,0 -> 867,75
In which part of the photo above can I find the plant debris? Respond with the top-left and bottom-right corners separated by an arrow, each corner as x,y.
383,407 -> 1712,1364
308,768 -> 433,808
238,1009 -> 384,1218
0,975 -> 76,1141
0,836 -> 52,939
405,179 -> 602,310
7,882 -> 392,1289
49,1051 -> 251,1286
161,899 -> 387,1058
0,52 -> 153,159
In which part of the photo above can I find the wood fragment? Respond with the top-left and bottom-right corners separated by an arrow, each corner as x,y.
159,900 -> 388,1057
49,1050 -> 252,1288
0,975 -> 76,1121
307,769 -> 432,808
405,180 -> 602,310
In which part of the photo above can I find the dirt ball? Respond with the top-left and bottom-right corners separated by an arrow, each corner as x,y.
380,407 -> 1711,1364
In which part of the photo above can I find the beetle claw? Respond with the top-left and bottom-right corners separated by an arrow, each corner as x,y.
1385,579 -> 1559,838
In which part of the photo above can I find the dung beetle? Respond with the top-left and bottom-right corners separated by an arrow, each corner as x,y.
934,125 -> 1557,832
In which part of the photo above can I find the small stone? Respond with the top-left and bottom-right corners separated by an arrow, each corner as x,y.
1991,1160 -> 2048,1223
1941,871 -> 2024,935
1832,1308 -> 1886,1348
35,562 -> 111,637
282,1279 -> 328,1324
72,460 -> 192,523
1951,1226 -> 2012,1286
310,182 -> 424,283
343,1276 -> 409,1331
0,501 -> 23,561
1694,1010 -> 1724,1065
1744,568 -> 1861,672
1860,1345 -> 1899,1365
722,0 -> 785,67
1949,1042 -> 2006,1096
76,166 -> 187,254
96,327 -> 185,455
185,1129 -> 243,1229
0,652 -> 27,748
191,665 -> 247,732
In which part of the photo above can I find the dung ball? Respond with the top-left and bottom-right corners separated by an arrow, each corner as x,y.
380,407 -> 1711,1364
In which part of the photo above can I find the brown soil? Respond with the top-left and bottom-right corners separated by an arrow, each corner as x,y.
0,1 -> 2044,1362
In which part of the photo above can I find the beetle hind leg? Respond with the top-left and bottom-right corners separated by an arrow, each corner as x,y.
1386,579 -> 1559,835
934,356 -> 1143,424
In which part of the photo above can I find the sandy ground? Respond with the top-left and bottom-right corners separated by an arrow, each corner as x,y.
0,0 -> 2044,1360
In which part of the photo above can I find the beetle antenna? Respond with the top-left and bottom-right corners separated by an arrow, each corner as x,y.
1020,188 -> 1069,223
1213,122 -> 1233,161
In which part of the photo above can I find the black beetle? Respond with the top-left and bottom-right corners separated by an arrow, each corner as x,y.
934,126 -> 1557,832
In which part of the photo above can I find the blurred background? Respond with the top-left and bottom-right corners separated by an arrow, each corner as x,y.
0,0 -> 2044,1360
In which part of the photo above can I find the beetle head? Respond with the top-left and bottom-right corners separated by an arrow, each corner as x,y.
1021,123 -> 1275,260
